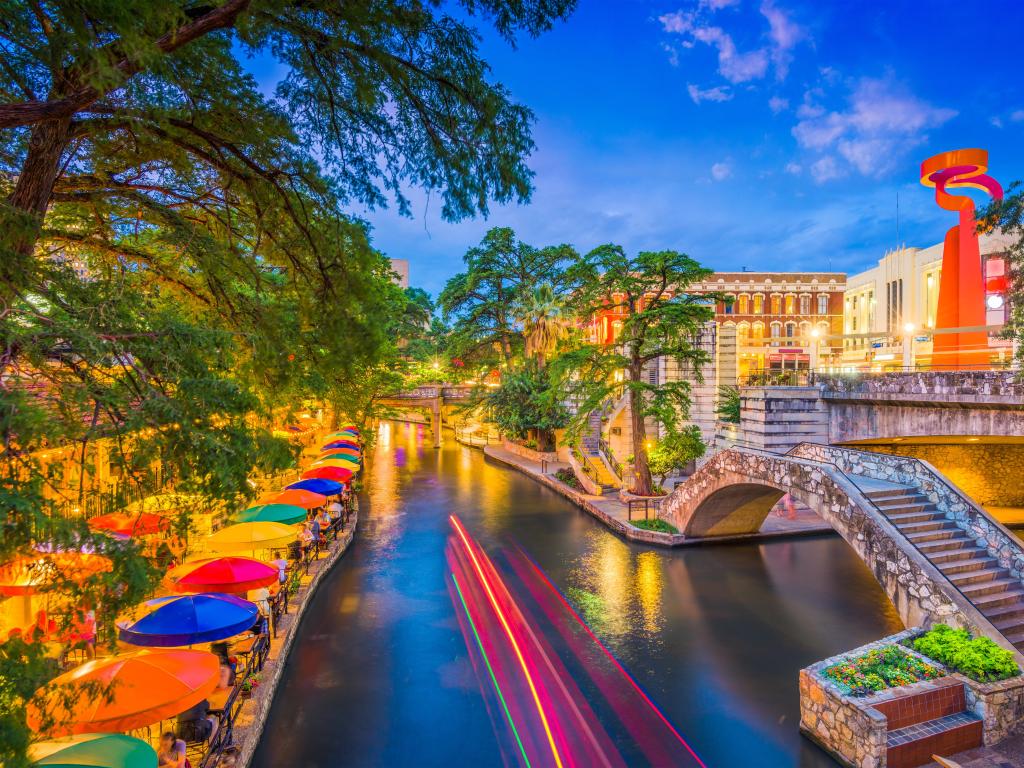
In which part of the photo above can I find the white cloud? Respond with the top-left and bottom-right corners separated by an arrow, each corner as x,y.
792,77 -> 956,178
711,161 -> 733,181
769,96 -> 789,114
702,0 -> 740,8
1010,109 -> 1024,122
688,83 -> 733,104
810,156 -> 842,182
760,0 -> 805,79
784,162 -> 802,175
991,116 -> 1003,129
662,42 -> 680,67
689,24 -> 769,83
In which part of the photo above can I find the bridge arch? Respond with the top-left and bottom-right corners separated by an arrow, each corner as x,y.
660,448 -> 1009,642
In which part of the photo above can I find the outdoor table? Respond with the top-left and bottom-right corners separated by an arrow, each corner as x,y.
208,686 -> 232,714
231,635 -> 258,671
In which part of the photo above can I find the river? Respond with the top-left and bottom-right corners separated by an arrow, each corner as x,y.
252,421 -> 903,767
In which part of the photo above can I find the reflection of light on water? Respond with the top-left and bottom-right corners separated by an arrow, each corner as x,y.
377,421 -> 391,448
569,532 -> 632,638
635,551 -> 664,635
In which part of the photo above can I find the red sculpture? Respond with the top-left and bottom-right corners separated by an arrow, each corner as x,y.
920,149 -> 1002,370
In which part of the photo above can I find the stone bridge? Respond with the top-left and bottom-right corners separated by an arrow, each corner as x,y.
377,385 -> 473,447
661,443 -> 1024,661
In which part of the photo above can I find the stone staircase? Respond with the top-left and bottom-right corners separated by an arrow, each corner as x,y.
578,405 -> 620,493
858,480 -> 1024,654
873,678 -> 982,768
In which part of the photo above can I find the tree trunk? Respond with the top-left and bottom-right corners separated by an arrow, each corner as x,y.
629,361 -> 653,496
5,117 -> 73,260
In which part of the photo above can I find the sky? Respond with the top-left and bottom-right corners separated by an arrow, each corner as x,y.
249,0 -> 1024,296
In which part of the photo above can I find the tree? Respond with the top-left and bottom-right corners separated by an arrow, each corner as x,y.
646,427 -> 706,487
716,385 -> 741,424
558,246 -> 718,496
482,363 -> 569,451
439,228 -> 580,368
520,282 -> 567,368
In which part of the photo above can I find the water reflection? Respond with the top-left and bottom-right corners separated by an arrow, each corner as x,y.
253,423 -> 901,768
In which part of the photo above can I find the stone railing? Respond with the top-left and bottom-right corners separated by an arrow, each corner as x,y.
812,370 -> 1024,405
789,443 -> 1024,585
502,439 -> 558,464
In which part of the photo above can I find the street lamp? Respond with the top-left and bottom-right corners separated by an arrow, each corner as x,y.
902,323 -> 915,370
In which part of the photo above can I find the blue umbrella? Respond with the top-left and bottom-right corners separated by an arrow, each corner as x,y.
285,478 -> 344,495
117,593 -> 258,647
321,440 -> 360,451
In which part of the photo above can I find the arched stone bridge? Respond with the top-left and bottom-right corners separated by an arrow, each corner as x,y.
377,385 -> 473,447
661,443 -> 1024,661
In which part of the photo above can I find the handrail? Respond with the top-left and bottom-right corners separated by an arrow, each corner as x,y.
597,436 -> 623,482
570,445 -> 602,484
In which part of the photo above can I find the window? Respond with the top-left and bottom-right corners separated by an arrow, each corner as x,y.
817,293 -> 829,315
785,322 -> 796,338
770,295 -> 782,315
752,321 -> 765,339
737,322 -> 750,345
799,295 -> 811,314
770,321 -> 782,346
799,321 -> 811,340
753,294 -> 764,314
723,293 -> 735,314
737,294 -> 750,314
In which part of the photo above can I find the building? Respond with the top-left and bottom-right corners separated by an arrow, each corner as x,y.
689,272 -> 847,379
841,231 -> 1012,370
390,258 -> 410,289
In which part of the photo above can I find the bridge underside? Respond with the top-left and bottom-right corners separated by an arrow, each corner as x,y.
685,483 -> 786,537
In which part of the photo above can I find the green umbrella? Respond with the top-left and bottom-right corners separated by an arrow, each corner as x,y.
234,503 -> 307,525
319,453 -> 360,465
30,733 -> 157,768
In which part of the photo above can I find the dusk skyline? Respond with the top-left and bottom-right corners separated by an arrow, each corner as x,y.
243,1 -> 1024,295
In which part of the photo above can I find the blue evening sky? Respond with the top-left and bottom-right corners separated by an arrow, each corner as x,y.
246,0 -> 1024,295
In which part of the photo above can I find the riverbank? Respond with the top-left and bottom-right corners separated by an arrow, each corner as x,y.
234,504 -> 359,767
482,444 -> 833,547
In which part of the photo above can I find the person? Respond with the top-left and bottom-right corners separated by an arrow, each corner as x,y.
210,641 -> 236,686
158,731 -> 188,767
297,522 -> 313,556
314,508 -> 331,536
308,513 -> 322,543
176,698 -> 218,744
328,499 -> 343,518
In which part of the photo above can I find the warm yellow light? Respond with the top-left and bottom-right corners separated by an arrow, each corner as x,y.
903,322 -> 915,335
810,328 -> 820,338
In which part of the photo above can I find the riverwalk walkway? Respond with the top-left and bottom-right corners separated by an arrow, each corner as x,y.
481,444 -> 831,547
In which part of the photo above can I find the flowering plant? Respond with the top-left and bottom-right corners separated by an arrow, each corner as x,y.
823,645 -> 941,696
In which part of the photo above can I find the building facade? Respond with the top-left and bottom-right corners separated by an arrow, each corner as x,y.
690,272 -> 847,379
841,231 -> 1012,370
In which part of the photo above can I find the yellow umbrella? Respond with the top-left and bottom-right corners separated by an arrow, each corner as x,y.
205,522 -> 297,553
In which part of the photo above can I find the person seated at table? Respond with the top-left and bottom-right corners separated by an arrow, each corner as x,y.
314,508 -> 331,535
176,698 -> 218,745
68,607 -> 96,659
328,499 -> 343,518
210,641 -> 236,686
158,731 -> 187,767
297,522 -> 314,555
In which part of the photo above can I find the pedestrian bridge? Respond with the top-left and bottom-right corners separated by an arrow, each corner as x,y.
661,443 -> 1024,661
377,385 -> 473,447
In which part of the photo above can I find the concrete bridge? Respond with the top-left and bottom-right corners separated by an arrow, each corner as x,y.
661,442 -> 1024,661
378,385 -> 473,447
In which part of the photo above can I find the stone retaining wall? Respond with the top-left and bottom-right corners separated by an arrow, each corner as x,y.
964,672 -> 1024,746
501,439 -> 558,464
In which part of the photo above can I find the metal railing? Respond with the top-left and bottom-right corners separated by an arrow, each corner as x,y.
626,496 -> 662,521
597,436 -> 623,482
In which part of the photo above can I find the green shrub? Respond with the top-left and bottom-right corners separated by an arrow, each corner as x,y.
823,645 -> 942,696
554,467 -> 583,491
913,624 -> 1020,682
631,518 -> 678,534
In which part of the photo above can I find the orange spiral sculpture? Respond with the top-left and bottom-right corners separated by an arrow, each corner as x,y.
920,149 -> 1002,370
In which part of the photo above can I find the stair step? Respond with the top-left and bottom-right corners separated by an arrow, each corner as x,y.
971,588 -> 1024,610
958,577 -> 1021,598
983,602 -> 1024,623
939,555 -> 997,574
899,520 -> 959,535
928,545 -> 986,563
886,711 -> 982,763
1003,628 -> 1024,646
887,510 -> 941,525
992,616 -> 1024,634
906,528 -> 966,544
947,566 -> 1006,586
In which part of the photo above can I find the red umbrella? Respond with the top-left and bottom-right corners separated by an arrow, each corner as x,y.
88,512 -> 170,537
301,466 -> 353,482
167,556 -> 279,594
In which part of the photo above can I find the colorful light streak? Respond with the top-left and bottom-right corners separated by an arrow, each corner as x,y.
449,514 -> 565,768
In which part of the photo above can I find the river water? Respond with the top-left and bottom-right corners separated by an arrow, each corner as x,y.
252,421 -> 903,767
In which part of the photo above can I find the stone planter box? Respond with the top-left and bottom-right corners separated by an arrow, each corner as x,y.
802,628 -> 1024,766
502,439 -> 558,464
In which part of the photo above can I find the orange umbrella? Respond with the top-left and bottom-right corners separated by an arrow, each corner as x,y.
264,489 -> 327,509
0,553 -> 112,596
27,649 -> 220,736
88,512 -> 169,537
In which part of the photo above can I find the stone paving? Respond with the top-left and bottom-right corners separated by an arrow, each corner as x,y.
941,732 -> 1024,766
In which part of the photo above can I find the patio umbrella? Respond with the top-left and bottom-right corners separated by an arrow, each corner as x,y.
205,522 -> 297,553
233,503 -> 306,525
320,445 -> 360,456
265,489 -> 328,509
319,449 -> 360,461
168,556 -> 278,595
319,442 -> 360,454
29,733 -> 157,768
0,553 -> 112,597
301,466 -> 353,482
117,593 -> 258,647
87,512 -> 169,537
309,460 -> 358,473
122,493 -> 199,515
285,478 -> 344,495
27,649 -> 220,735
328,426 -> 359,436
318,453 -> 360,464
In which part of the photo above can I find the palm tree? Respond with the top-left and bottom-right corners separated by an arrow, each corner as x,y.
520,283 -> 565,368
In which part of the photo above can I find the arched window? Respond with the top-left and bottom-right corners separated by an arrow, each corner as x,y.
737,294 -> 750,314
723,293 -> 736,314
817,293 -> 829,315
799,294 -> 811,314
737,322 -> 750,345
752,321 -> 765,339
784,294 -> 796,314
770,321 -> 782,346
770,295 -> 782,315
799,321 -> 811,340
753,294 -> 764,314
785,322 -> 796,338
